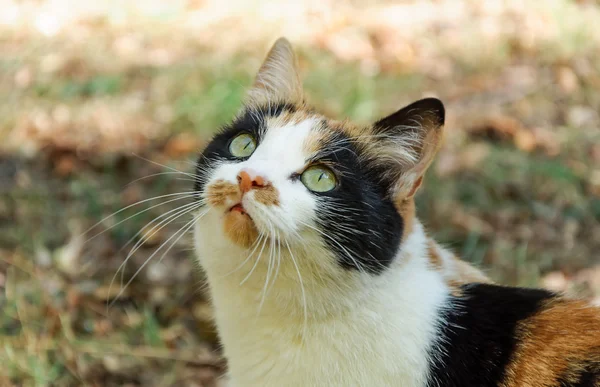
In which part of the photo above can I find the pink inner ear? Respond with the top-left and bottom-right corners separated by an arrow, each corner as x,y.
407,176 -> 424,199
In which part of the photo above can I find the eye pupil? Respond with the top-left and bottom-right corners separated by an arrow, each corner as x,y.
300,165 -> 337,193
229,134 -> 256,158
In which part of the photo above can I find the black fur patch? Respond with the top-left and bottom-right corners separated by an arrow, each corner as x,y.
373,98 -> 445,134
557,360 -> 600,387
426,283 -> 555,387
310,131 -> 403,274
194,102 -> 297,194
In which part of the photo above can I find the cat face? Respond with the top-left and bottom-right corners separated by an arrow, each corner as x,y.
194,38 -> 444,275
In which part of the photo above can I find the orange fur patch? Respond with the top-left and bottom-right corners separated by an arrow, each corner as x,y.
264,110 -> 293,130
446,280 -> 465,297
302,127 -> 331,157
452,257 -> 490,284
426,239 -> 491,295
206,180 -> 240,207
502,298 -> 600,387
448,257 -> 491,296
223,211 -> 259,248
336,119 -> 367,140
427,240 -> 444,271
264,108 -> 313,131
206,179 -> 275,247
254,185 -> 280,206
396,199 -> 416,239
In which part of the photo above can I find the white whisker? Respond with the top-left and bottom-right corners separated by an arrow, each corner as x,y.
257,221 -> 276,316
267,230 -> 282,295
107,201 -> 204,307
124,171 -> 199,187
298,220 -> 368,274
132,153 -> 198,179
109,208 -> 208,307
115,200 -> 205,288
285,239 -> 307,344
82,191 -> 199,238
217,233 -> 265,279
86,195 -> 201,244
240,233 -> 268,286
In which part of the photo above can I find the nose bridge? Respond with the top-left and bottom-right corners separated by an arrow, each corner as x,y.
242,158 -> 273,179
246,122 -> 305,177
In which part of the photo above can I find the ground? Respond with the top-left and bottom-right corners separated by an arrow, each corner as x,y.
0,0 -> 599,386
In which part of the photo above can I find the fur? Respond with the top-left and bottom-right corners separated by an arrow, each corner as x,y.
192,38 -> 600,387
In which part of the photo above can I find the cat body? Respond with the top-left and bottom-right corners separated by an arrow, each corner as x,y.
193,38 -> 600,387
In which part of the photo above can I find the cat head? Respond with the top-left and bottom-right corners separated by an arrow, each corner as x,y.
194,38 -> 444,276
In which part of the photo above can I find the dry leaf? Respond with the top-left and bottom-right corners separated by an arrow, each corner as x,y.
163,132 -> 203,158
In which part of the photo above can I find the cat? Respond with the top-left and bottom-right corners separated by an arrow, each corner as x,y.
192,38 -> 600,387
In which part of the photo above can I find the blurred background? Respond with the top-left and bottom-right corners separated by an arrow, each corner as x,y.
1,0 -> 599,385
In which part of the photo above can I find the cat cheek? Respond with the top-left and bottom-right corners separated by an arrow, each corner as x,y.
205,179 -> 241,208
253,185 -> 280,207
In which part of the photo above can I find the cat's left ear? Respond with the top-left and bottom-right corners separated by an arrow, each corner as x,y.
373,98 -> 445,200
245,37 -> 303,106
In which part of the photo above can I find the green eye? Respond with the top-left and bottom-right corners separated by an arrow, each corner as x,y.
301,165 -> 337,193
229,133 -> 256,158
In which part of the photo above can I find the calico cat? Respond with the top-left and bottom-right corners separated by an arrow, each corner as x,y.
193,38 -> 600,387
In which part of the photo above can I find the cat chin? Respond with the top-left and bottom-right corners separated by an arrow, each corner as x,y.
222,209 -> 259,248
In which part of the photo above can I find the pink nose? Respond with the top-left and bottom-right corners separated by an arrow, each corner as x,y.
237,169 -> 268,193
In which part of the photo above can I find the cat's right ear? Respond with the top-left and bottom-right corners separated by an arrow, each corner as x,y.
245,38 -> 303,106
372,98 -> 445,201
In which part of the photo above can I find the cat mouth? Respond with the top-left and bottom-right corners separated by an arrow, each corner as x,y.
229,203 -> 251,218
223,202 -> 259,247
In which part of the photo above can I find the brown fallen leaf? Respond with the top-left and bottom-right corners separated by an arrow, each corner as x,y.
466,115 -> 555,154
514,129 -> 536,152
589,170 -> 600,197
467,115 -> 522,142
556,65 -> 579,94
54,154 -> 78,176
94,284 -> 130,300
163,132 -> 203,158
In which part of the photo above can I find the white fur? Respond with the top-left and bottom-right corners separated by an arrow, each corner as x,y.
202,118 -> 318,238
194,119 -> 454,387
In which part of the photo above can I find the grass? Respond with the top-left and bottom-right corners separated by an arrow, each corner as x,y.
1,0 -> 599,385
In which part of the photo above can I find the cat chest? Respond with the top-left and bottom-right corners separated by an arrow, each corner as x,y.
220,315 -> 432,387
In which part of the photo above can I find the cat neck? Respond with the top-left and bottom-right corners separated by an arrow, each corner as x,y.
199,218 -> 459,386
196,204 -> 489,324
